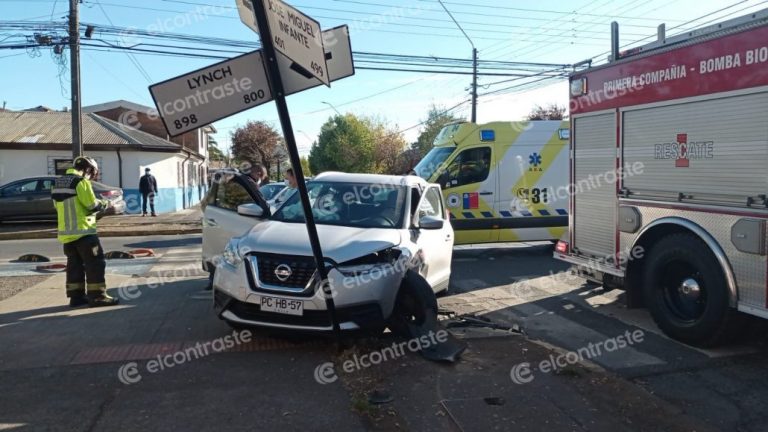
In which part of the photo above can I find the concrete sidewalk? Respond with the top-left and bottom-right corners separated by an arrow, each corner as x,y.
0,207 -> 202,240
0,273 -> 718,431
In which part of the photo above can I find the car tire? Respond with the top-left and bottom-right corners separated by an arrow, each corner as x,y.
387,271 -> 438,338
205,267 -> 215,291
642,233 -> 741,347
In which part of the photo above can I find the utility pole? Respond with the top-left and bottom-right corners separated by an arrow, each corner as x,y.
69,0 -> 83,158
471,48 -> 478,123
438,0 -> 477,123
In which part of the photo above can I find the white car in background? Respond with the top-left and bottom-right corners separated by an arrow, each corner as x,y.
211,172 -> 454,334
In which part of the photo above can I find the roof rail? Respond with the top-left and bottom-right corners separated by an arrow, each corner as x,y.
609,7 -> 768,63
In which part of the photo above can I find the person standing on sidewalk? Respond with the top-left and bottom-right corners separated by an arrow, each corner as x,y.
139,167 -> 158,217
51,156 -> 119,307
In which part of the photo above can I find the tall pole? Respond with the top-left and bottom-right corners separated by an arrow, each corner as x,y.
251,0 -> 340,339
437,0 -> 477,123
471,48 -> 478,123
69,0 -> 83,158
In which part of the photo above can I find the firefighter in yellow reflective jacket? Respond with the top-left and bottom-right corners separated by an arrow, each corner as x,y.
52,156 -> 119,307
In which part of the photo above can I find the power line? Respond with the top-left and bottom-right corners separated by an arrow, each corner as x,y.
413,0 -> 685,22
92,0 -> 153,83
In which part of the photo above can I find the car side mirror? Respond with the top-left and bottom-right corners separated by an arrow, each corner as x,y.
418,215 -> 444,230
237,203 -> 265,218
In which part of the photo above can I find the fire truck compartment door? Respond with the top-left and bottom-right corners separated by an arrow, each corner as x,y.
573,112 -> 617,258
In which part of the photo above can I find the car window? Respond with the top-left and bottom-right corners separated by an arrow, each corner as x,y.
260,183 -> 284,200
439,147 -> 491,188
419,187 -> 444,219
273,181 -> 407,229
39,179 -> 54,192
3,180 -> 39,196
214,179 -> 254,211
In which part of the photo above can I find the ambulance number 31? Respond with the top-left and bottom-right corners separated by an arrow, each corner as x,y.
530,188 -> 549,204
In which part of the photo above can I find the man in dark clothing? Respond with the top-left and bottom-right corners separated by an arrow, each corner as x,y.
243,163 -> 271,217
247,163 -> 270,189
139,167 -> 158,216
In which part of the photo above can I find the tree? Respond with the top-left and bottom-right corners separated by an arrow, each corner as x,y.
309,114 -> 377,174
230,121 -> 282,174
413,105 -> 462,157
207,137 -> 226,162
527,103 -> 567,120
370,117 -> 407,174
299,156 -> 312,177
393,148 -> 421,175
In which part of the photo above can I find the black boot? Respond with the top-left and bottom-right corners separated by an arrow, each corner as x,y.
69,295 -> 89,308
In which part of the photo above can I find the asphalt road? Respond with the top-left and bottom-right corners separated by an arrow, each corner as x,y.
1,238 -> 767,430
0,234 -> 202,261
446,242 -> 768,432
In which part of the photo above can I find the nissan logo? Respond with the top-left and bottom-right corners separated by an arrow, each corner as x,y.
274,264 -> 293,282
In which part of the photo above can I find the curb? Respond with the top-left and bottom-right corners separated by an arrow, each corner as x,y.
0,228 -> 201,241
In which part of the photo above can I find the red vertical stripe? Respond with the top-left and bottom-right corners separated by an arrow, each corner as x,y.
615,109 -> 621,268
570,118 -> 575,249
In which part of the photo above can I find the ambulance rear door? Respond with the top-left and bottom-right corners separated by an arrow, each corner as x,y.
495,121 -> 570,242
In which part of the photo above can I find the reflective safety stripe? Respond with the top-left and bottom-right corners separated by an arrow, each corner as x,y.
59,228 -> 97,236
66,283 -> 85,291
64,198 -> 78,234
52,188 -> 77,195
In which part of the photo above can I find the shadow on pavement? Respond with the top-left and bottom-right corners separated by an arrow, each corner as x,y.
124,237 -> 202,249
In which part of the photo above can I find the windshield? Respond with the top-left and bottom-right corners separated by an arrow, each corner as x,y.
272,181 -> 407,229
260,183 -> 285,200
413,147 -> 455,180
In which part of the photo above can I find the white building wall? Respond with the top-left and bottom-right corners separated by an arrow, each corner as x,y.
0,148 -> 207,212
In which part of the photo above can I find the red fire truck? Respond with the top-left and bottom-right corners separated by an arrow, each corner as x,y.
556,9 -> 768,346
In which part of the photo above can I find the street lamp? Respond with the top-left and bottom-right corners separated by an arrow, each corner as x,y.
321,101 -> 342,116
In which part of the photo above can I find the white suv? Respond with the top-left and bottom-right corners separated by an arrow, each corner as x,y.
211,172 -> 454,333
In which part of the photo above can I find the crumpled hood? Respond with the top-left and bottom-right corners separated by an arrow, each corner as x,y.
237,221 -> 403,264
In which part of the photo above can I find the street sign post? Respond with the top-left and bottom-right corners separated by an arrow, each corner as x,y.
149,51 -> 272,137
249,0 -> 341,337
263,0 -> 330,86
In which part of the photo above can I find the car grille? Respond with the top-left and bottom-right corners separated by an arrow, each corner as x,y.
251,253 -> 317,290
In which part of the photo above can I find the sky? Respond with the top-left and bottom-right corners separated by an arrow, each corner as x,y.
2,0 -> 767,156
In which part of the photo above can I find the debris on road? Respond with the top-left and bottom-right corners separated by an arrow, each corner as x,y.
13,254 -> 50,263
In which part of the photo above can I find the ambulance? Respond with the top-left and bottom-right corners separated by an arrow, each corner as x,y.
557,9 -> 768,346
413,121 -> 570,245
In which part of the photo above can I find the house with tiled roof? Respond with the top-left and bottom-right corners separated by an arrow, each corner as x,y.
0,111 -> 208,214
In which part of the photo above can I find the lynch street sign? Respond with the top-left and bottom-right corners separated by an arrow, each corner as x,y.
149,51 -> 272,137
282,25 -> 353,95
264,0 -> 330,86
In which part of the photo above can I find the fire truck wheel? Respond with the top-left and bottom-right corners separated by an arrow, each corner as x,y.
643,233 -> 737,347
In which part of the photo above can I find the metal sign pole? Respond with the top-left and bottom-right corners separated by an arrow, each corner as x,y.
251,0 -> 341,339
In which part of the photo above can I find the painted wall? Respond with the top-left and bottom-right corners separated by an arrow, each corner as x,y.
0,149 -> 207,214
